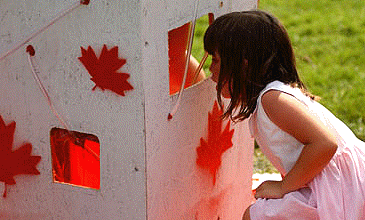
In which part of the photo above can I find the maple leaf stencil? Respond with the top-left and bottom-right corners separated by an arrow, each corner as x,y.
78,44 -> 133,96
196,101 -> 234,185
0,115 -> 41,197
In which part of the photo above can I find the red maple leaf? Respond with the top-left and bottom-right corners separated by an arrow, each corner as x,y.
78,44 -> 133,96
196,101 -> 234,185
0,115 -> 41,197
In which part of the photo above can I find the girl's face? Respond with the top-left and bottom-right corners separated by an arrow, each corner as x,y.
209,52 -> 231,98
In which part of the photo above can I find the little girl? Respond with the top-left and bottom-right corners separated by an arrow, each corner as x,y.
204,10 -> 365,219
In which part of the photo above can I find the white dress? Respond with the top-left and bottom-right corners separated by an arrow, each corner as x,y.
248,81 -> 365,220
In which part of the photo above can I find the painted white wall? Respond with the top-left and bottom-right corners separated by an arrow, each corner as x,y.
0,0 -> 256,219
0,1 -> 145,219
142,0 -> 256,219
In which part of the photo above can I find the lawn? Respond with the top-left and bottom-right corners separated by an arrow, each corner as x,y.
192,0 -> 365,173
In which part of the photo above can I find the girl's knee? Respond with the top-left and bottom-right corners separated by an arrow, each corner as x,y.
242,205 -> 252,220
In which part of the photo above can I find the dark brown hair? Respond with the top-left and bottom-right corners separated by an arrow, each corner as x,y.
204,10 -> 316,121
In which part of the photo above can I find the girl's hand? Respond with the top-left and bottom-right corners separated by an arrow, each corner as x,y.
254,180 -> 285,199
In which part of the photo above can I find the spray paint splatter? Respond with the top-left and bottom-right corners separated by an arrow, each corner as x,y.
78,45 -> 133,96
0,115 -> 41,197
196,101 -> 234,185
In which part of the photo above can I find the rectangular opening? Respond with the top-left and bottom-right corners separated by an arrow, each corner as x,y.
50,128 -> 100,190
168,13 -> 213,95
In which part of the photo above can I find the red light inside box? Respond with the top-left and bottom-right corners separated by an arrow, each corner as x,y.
50,128 -> 100,189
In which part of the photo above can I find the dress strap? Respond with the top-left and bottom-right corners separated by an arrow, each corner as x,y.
257,81 -> 312,107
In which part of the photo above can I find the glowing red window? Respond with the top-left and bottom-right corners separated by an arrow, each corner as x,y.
50,128 -> 100,189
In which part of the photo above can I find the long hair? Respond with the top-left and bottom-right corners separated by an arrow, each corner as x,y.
204,10 -> 315,121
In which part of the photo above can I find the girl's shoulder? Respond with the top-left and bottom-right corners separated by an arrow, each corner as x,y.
258,81 -> 311,106
260,81 -> 296,97
259,82 -> 337,152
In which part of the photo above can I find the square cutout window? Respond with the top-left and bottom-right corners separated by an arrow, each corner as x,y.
168,13 -> 214,95
50,128 -> 100,189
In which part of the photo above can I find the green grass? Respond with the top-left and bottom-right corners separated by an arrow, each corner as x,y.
253,147 -> 279,174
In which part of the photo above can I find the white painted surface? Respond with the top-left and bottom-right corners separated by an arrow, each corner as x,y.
1,0 -> 257,219
252,173 -> 282,190
142,0 -> 256,219
142,79 -> 254,219
1,1 -> 145,219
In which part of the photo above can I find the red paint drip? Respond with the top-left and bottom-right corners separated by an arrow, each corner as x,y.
2,184 -> 7,198
26,45 -> 35,56
80,0 -> 90,5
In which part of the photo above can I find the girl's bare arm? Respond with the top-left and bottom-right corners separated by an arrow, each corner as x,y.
256,90 -> 337,198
